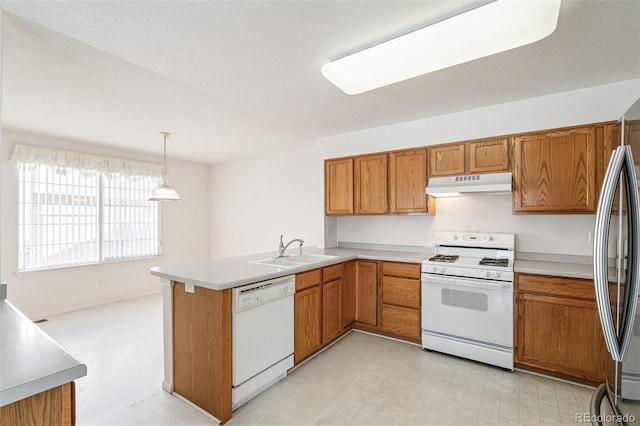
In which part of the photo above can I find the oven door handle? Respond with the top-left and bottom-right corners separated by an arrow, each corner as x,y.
421,274 -> 512,291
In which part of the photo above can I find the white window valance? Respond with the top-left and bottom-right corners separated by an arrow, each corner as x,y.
10,144 -> 162,179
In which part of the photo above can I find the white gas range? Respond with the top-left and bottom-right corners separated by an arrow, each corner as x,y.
421,231 -> 515,370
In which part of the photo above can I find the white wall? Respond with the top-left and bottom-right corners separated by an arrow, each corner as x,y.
1,129 -> 210,318
208,144 -> 319,258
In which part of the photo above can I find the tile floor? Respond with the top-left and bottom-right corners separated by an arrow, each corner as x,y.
38,293 -> 593,425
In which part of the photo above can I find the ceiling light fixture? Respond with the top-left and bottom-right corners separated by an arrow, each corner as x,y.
321,0 -> 562,95
149,132 -> 181,202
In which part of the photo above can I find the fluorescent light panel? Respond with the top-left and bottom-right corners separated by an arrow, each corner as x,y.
321,0 -> 562,95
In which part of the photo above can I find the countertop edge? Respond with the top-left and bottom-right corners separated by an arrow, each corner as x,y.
0,364 -> 88,407
0,297 -> 88,407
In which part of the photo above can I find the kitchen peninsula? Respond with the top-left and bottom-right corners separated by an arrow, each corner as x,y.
150,245 -> 429,423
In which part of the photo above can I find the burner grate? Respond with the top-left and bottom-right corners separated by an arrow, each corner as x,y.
428,254 -> 459,263
479,257 -> 509,267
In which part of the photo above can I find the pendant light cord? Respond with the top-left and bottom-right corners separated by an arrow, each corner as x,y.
161,132 -> 171,184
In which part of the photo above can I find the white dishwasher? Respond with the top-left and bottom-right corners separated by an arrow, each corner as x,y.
232,275 -> 295,409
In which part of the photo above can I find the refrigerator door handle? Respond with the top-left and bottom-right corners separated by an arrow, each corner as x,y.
620,146 -> 640,359
593,146 -> 639,362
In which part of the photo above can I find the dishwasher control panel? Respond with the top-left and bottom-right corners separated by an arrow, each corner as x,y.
233,275 -> 296,312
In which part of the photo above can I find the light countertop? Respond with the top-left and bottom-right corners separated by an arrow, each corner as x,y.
514,259 -> 595,280
0,284 -> 87,407
151,245 -> 606,291
150,246 -> 432,291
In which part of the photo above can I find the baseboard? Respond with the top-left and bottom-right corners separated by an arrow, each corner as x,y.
29,290 -> 162,321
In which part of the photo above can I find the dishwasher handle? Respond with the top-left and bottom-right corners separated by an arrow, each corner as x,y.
233,275 -> 295,312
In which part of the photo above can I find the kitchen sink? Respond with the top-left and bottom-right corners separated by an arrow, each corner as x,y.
249,257 -> 301,268
284,254 -> 339,263
249,254 -> 340,268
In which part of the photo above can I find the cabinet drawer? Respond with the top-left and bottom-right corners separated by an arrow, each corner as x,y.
323,264 -> 343,282
382,276 -> 420,309
296,269 -> 322,291
383,262 -> 420,279
382,304 -> 420,339
517,274 -> 595,300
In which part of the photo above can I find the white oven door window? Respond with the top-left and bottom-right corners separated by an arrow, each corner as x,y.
421,274 -> 513,347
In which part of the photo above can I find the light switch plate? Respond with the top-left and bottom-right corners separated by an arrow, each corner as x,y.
185,283 -> 195,293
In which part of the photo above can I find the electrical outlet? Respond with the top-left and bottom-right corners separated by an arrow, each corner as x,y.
185,283 -> 195,293
381,227 -> 388,237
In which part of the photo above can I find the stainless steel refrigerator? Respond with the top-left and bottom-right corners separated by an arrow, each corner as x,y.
592,96 -> 640,425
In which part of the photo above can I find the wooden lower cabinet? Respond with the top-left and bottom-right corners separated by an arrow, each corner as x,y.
173,282 -> 232,423
355,261 -> 378,326
322,278 -> 342,344
516,273 -> 608,385
381,304 -> 420,339
380,262 -> 421,341
342,261 -> 355,329
0,382 -> 75,426
294,271 -> 322,364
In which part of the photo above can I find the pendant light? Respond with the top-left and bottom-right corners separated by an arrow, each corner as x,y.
149,132 -> 181,202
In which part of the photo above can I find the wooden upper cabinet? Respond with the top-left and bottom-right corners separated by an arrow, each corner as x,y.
389,149 -> 431,214
325,158 -> 354,216
354,153 -> 388,214
468,138 -> 510,173
629,121 -> 640,163
429,138 -> 510,177
512,126 -> 597,213
429,144 -> 465,177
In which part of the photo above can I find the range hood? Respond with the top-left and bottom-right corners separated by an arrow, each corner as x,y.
426,172 -> 512,197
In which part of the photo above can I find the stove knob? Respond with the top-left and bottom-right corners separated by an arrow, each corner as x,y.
493,271 -> 501,278
483,271 -> 491,278
439,266 -> 447,274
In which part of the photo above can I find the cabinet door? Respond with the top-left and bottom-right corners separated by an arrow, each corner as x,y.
467,138 -> 510,173
342,261 -> 355,328
294,285 -> 322,364
389,149 -> 429,214
354,153 -> 388,214
429,144 -> 465,177
381,304 -> 421,340
381,276 -> 420,309
322,279 -> 342,344
325,158 -> 354,215
512,126 -> 596,213
516,292 -> 607,383
355,261 -> 378,326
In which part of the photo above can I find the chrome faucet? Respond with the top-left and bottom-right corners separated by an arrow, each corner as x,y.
278,235 -> 304,258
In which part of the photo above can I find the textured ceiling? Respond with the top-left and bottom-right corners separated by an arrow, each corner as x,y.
1,1 -> 639,164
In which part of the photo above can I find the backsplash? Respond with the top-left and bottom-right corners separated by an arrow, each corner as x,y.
337,194 -> 595,256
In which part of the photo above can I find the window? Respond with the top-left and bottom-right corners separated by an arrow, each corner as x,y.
13,145 -> 162,271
